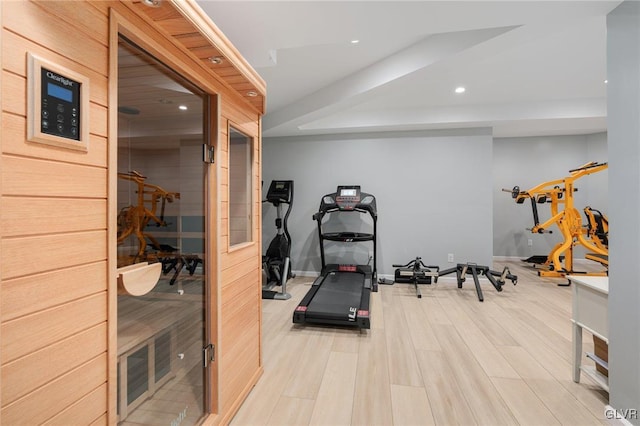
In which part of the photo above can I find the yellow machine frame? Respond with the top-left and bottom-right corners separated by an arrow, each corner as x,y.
117,171 -> 180,262
506,162 -> 608,278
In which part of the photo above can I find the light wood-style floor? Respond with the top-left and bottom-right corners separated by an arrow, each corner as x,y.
231,260 -> 609,426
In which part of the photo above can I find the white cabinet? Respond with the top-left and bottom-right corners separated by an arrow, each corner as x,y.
570,275 -> 609,391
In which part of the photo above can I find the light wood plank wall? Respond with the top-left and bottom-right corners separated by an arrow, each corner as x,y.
1,1 -> 264,424
218,100 -> 263,421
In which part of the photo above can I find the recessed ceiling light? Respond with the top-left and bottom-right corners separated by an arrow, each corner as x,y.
142,0 -> 162,7
455,86 -> 466,94
247,91 -> 258,97
209,56 -> 223,64
178,105 -> 188,111
604,79 -> 608,84
351,40 -> 360,44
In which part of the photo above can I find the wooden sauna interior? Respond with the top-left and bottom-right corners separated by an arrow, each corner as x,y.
0,1 -> 265,424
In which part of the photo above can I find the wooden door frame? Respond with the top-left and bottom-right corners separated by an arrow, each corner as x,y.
108,8 -> 220,424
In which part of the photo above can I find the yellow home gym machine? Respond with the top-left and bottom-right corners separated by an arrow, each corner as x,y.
117,171 -> 181,260
117,171 -> 201,284
504,161 -> 608,280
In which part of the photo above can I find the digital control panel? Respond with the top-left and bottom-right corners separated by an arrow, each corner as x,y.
40,67 -> 81,141
335,186 -> 361,210
27,53 -> 89,151
266,180 -> 293,204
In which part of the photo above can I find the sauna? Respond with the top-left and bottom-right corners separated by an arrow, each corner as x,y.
0,1 -> 265,424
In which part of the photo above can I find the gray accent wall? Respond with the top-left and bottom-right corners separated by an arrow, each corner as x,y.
262,129 -> 494,278
493,134 -> 608,258
607,2 -> 640,423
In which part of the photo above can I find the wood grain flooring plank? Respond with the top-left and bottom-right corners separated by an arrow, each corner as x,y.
438,295 -> 520,379
526,378 -> 604,425
416,350 -> 477,426
400,296 -> 441,351
432,324 -> 517,425
390,384 -> 435,426
351,329 -> 393,426
384,294 -> 424,387
491,377 -> 560,425
308,351 -> 358,426
266,396 -> 315,426
282,330 -> 334,400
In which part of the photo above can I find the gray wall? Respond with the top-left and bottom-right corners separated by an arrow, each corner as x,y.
607,2 -> 640,423
493,134 -> 608,258
262,129 -> 494,278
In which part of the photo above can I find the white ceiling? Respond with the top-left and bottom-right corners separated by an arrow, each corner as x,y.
196,0 -> 621,138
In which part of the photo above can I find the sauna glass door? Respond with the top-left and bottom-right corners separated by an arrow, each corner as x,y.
116,38 -> 208,425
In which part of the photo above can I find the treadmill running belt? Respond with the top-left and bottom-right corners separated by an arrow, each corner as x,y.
307,271 -> 363,321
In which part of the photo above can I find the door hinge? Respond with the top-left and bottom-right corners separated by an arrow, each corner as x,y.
203,144 -> 215,164
203,343 -> 214,367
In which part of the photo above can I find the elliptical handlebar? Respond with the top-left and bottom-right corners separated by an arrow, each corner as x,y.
282,183 -> 293,256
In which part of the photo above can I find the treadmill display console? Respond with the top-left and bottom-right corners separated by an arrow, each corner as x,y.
335,186 -> 361,210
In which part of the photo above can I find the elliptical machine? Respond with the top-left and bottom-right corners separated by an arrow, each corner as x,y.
262,180 -> 294,300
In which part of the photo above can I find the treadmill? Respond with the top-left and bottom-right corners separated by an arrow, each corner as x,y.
293,185 -> 377,329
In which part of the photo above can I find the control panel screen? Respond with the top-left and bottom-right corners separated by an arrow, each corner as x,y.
47,82 -> 73,102
40,67 -> 81,141
340,189 -> 357,197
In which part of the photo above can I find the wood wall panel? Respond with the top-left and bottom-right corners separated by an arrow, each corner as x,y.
220,164 -> 229,187
89,413 -> 108,426
2,114 -> 108,167
32,0 -> 109,46
1,72 -> 25,116
1,29 -> 109,106
90,103 -> 109,137
221,271 -> 259,314
2,1 -> 108,76
220,321 -> 260,409
221,217 -> 229,237
1,197 -> 106,237
1,262 -> 106,322
1,293 -> 106,363
222,104 -> 259,135
42,383 -> 107,426
1,230 -> 107,280
220,241 -> 258,267
221,255 -> 260,287
2,323 -> 107,405
1,156 -> 107,198
1,354 -> 107,426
